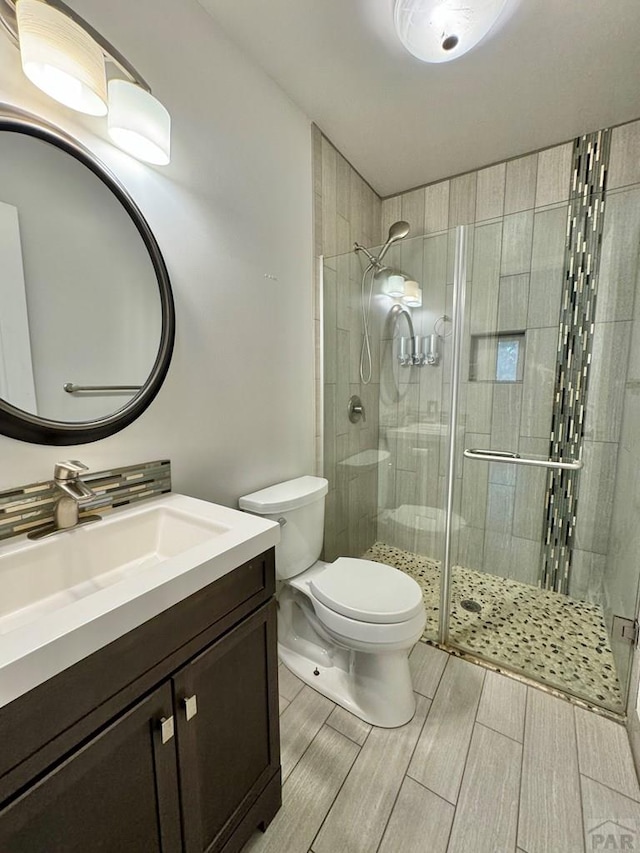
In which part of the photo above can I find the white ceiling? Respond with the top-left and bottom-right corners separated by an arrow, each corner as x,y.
197,0 -> 640,197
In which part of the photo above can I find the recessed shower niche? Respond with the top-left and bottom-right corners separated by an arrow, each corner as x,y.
469,332 -> 526,383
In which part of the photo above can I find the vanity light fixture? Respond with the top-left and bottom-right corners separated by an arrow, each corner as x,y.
383,273 -> 407,298
1,0 -> 171,164
402,280 -> 422,307
108,80 -> 171,166
381,272 -> 423,307
16,0 -> 107,115
393,0 -> 517,63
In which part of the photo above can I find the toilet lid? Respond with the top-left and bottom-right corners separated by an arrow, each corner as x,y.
309,558 -> 424,624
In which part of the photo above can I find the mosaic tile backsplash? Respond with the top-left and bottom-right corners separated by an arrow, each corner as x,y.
0,460 -> 171,541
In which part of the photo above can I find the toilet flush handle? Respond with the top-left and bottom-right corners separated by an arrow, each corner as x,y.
277,517 -> 287,527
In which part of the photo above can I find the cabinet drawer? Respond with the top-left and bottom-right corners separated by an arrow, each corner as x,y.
0,548 -> 275,803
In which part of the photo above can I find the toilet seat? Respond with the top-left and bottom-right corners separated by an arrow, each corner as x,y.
309,557 -> 424,624
309,593 -> 427,647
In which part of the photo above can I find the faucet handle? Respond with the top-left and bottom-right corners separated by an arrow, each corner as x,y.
54,460 -> 89,480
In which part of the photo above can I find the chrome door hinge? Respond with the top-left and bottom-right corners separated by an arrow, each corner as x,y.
612,615 -> 639,646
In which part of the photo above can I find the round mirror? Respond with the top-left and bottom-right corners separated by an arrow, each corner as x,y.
0,105 -> 174,445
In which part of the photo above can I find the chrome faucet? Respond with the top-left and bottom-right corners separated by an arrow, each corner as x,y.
28,461 -> 102,540
53,461 -> 98,528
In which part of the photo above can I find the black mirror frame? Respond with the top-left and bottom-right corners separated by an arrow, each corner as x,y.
0,104 -> 175,445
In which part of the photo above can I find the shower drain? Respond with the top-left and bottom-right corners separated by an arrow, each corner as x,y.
460,599 -> 482,614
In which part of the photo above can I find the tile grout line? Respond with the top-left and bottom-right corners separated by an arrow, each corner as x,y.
372,693 -> 436,853
474,719 -> 524,746
279,694 -> 335,784
574,714 -> 588,853
324,715 -> 371,747
509,700 -> 526,853
392,768 -> 457,852
578,771 -> 640,804
430,647 -> 450,698
444,664 -> 488,806
405,663 -> 487,809
307,717 -> 374,852
514,686 -> 530,852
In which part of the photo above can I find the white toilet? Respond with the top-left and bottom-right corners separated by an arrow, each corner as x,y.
239,475 -> 426,727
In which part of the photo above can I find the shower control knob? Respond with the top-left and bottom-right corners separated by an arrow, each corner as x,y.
348,395 -> 366,424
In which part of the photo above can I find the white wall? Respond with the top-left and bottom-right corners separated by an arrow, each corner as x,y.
0,0 -> 315,506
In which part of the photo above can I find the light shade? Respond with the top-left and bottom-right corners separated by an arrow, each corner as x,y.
16,0 -> 107,115
383,274 -> 407,298
108,80 -> 171,165
393,0 -> 514,63
402,280 -> 423,307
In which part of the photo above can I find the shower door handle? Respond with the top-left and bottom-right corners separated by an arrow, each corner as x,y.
463,448 -> 583,471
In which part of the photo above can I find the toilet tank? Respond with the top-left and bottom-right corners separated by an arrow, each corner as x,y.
239,476 -> 328,580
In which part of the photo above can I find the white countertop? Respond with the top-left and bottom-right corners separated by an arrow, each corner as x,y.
0,493 -> 280,710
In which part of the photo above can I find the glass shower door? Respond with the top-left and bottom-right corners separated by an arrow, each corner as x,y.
321,188 -> 640,716
373,225 -> 472,646
444,203 -> 632,714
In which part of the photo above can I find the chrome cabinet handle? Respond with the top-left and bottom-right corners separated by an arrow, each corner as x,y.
463,448 -> 583,471
183,694 -> 198,721
160,716 -> 175,744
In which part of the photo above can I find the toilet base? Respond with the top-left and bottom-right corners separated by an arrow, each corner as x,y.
278,642 -> 417,728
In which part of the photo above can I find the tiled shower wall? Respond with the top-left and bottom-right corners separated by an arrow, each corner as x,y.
312,125 -> 384,560
378,125 -> 640,600
598,121 -> 640,684
316,118 -> 640,604
377,144 -> 579,589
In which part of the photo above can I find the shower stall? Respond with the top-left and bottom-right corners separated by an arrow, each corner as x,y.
321,130 -> 640,716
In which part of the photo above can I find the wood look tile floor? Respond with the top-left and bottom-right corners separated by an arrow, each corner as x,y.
242,645 -> 640,853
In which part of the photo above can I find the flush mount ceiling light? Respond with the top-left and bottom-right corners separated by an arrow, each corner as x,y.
393,0 -> 515,63
0,0 -> 172,164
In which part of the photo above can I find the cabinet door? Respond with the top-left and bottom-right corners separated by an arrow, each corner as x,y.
174,600 -> 280,853
0,683 -> 182,853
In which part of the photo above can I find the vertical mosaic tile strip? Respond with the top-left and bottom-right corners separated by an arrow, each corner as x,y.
0,460 -> 171,541
541,130 -> 611,593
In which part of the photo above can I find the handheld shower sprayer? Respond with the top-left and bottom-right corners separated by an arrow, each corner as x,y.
354,221 -> 411,384
353,220 -> 410,269
377,220 -> 410,264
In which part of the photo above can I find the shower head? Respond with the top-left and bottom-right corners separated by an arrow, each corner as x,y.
388,220 -> 411,242
377,220 -> 410,263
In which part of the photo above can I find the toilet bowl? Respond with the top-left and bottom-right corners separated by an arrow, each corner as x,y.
239,476 -> 426,727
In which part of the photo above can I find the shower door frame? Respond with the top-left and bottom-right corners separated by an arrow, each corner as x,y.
439,225 -> 467,646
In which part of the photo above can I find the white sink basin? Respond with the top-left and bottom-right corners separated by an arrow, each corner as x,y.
0,493 -> 279,709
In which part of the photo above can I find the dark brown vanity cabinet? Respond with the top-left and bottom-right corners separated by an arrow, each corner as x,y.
175,607 -> 280,853
0,549 -> 281,853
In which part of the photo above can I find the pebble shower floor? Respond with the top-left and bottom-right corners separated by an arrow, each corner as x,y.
363,542 -> 623,713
